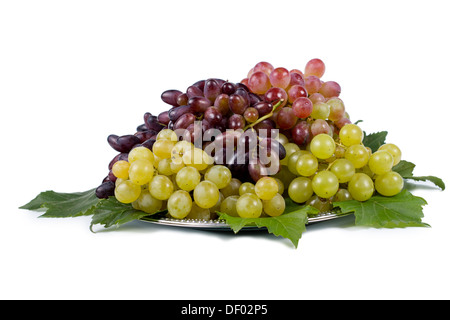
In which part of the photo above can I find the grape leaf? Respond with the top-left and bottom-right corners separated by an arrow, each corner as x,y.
217,205 -> 318,248
362,131 -> 388,152
89,197 -> 151,230
333,190 -> 428,228
393,160 -> 445,190
19,188 -> 100,218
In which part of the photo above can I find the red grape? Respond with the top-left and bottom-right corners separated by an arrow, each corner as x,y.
292,97 -> 313,118
319,81 -> 341,98
248,71 -> 271,94
264,87 -> 288,108
269,67 -> 290,89
253,61 -> 274,76
305,58 -> 326,78
287,85 -> 308,103
277,107 -> 297,130
304,76 -> 322,95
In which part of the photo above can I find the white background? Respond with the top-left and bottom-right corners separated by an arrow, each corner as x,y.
1,0 -> 449,300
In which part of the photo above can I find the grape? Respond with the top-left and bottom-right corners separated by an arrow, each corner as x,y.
265,87 -> 288,108
228,94 -> 247,115
288,72 -> 305,88
186,85 -> 204,98
204,165 -> 232,189
329,159 -> 355,183
156,129 -> 177,142
280,143 -> 300,166
112,160 -> 130,179
152,139 -> 175,159
204,107 -> 222,126
306,195 -> 332,212
144,113 -> 165,131
236,193 -> 263,218
327,98 -> 345,122
135,190 -> 163,214
149,175 -> 173,201
345,144 -> 369,168
176,93 -> 189,106
287,150 -> 306,175
335,117 -> 351,129
378,143 -> 402,166
310,134 -> 336,159
253,61 -> 274,76
169,160 -> 184,174
176,166 -> 201,191
253,101 -> 273,117
228,114 -> 245,130
310,102 -> 330,120
291,121 -> 312,146
255,177 -> 279,200
107,134 -> 141,153
368,150 -> 394,175
157,111 -> 170,125
287,85 -> 308,103
203,79 -> 221,103
263,193 -> 286,217
188,96 -> 212,113
95,181 -> 115,199
167,190 -> 192,219
312,171 -> 339,198
310,119 -> 331,136
309,93 -> 326,104
161,89 -> 183,106
333,189 -> 353,202
248,159 -> 268,182
296,153 -> 318,177
239,182 -> 256,195
214,94 -> 230,115
269,67 -> 290,89
375,171 -> 404,196
186,202 -> 211,220
221,82 -> 237,95
319,81 -> 341,98
277,107 -> 297,130
243,107 -> 259,123
173,113 -> 196,130
305,58 -> 326,78
182,148 -> 211,171
168,105 -> 192,122
348,173 -> 374,201
339,124 -> 363,147
248,71 -> 271,94
128,159 -> 154,185
194,180 -> 220,209
288,177 -> 314,203
304,76 -> 322,94
115,180 -> 141,204
220,195 -> 240,217
220,178 -> 242,198
156,158 -> 173,176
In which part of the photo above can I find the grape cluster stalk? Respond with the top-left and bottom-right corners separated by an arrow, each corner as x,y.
95,59 -> 404,219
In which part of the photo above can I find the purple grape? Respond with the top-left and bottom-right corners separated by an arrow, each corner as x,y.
173,113 -> 196,130
107,134 -> 140,153
95,181 -> 115,199
186,85 -> 204,98
228,114 -> 245,130
228,94 -> 247,115
157,111 -> 170,125
188,96 -> 212,113
291,121 -> 312,146
221,82 -> 236,95
203,79 -> 221,103
204,107 -> 222,126
168,105 -> 192,122
161,89 -> 183,106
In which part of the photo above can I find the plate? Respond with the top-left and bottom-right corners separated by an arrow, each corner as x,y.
140,211 -> 351,231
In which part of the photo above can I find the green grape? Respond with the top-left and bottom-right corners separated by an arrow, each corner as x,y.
262,193 -> 286,217
209,192 -> 224,216
310,134 -> 336,159
273,166 -> 297,191
280,143 -> 300,166
312,171 -> 339,198
193,180 -> 220,209
171,140 -> 194,164
368,150 -> 394,175
306,195 -> 332,212
152,139 -> 175,159
296,153 -> 319,177
182,147 -> 211,171
112,160 -> 130,180
329,159 -> 355,183
167,190 -> 192,219
170,160 -> 185,174
288,177 -> 314,203
375,171 -> 404,196
115,180 -> 141,204
333,189 -> 353,202
239,182 -> 256,195
236,193 -> 263,218
345,144 -> 369,168
175,166 -> 200,191
327,97 -> 345,122
156,158 -> 173,176
310,102 -> 330,120
128,146 -> 154,164
287,150 -> 310,175
186,202 -> 211,220
273,178 -> 285,195
135,190 -> 162,214
149,175 -> 174,200
128,159 -> 154,185
378,143 -> 402,166
255,177 -> 279,200
339,124 -> 363,147
220,178 -> 242,198
204,165 -> 232,189
220,195 -> 240,217
348,173 -> 374,201
156,129 -> 177,142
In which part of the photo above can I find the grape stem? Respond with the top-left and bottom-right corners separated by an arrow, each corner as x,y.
243,99 -> 285,131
